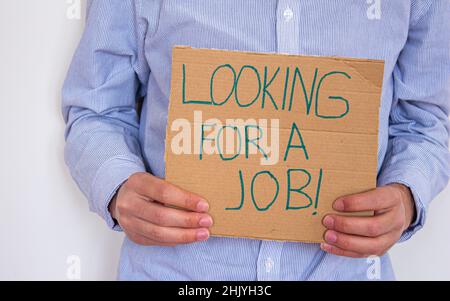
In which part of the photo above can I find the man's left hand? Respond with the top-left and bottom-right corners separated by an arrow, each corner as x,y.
321,184 -> 416,258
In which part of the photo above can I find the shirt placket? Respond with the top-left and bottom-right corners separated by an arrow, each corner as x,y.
256,240 -> 284,281
255,0 -> 301,282
276,0 -> 301,55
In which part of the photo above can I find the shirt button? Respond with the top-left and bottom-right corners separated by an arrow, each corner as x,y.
265,257 -> 274,273
283,7 -> 294,22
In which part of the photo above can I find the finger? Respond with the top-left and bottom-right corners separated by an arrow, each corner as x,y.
333,187 -> 397,212
324,230 -> 394,256
320,243 -> 367,258
323,211 -> 399,237
129,216 -> 210,244
125,230 -> 177,247
131,197 -> 213,228
132,173 -> 209,212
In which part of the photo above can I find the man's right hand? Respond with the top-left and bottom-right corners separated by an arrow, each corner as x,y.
108,172 -> 213,246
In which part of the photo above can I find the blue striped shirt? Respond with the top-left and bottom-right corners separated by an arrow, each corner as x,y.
62,0 -> 450,280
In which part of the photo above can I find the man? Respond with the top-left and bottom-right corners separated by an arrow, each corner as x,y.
62,0 -> 450,280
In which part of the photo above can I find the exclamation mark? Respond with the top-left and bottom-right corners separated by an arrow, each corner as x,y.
312,169 -> 323,216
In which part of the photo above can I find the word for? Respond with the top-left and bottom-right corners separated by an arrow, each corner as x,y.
170,111 -> 281,165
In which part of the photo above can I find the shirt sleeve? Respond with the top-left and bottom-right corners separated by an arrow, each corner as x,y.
378,0 -> 450,242
62,0 -> 150,230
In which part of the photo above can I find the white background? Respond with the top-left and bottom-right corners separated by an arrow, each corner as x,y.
0,0 -> 448,280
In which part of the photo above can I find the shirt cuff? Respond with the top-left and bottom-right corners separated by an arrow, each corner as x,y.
377,167 -> 428,243
90,156 -> 146,231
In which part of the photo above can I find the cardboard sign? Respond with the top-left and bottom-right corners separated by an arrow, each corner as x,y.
165,46 -> 384,242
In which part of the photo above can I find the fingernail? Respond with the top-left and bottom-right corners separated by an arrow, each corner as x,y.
196,229 -> 210,241
320,243 -> 332,252
323,216 -> 335,229
199,216 -> 213,227
325,231 -> 338,243
196,200 -> 209,212
333,198 -> 345,211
